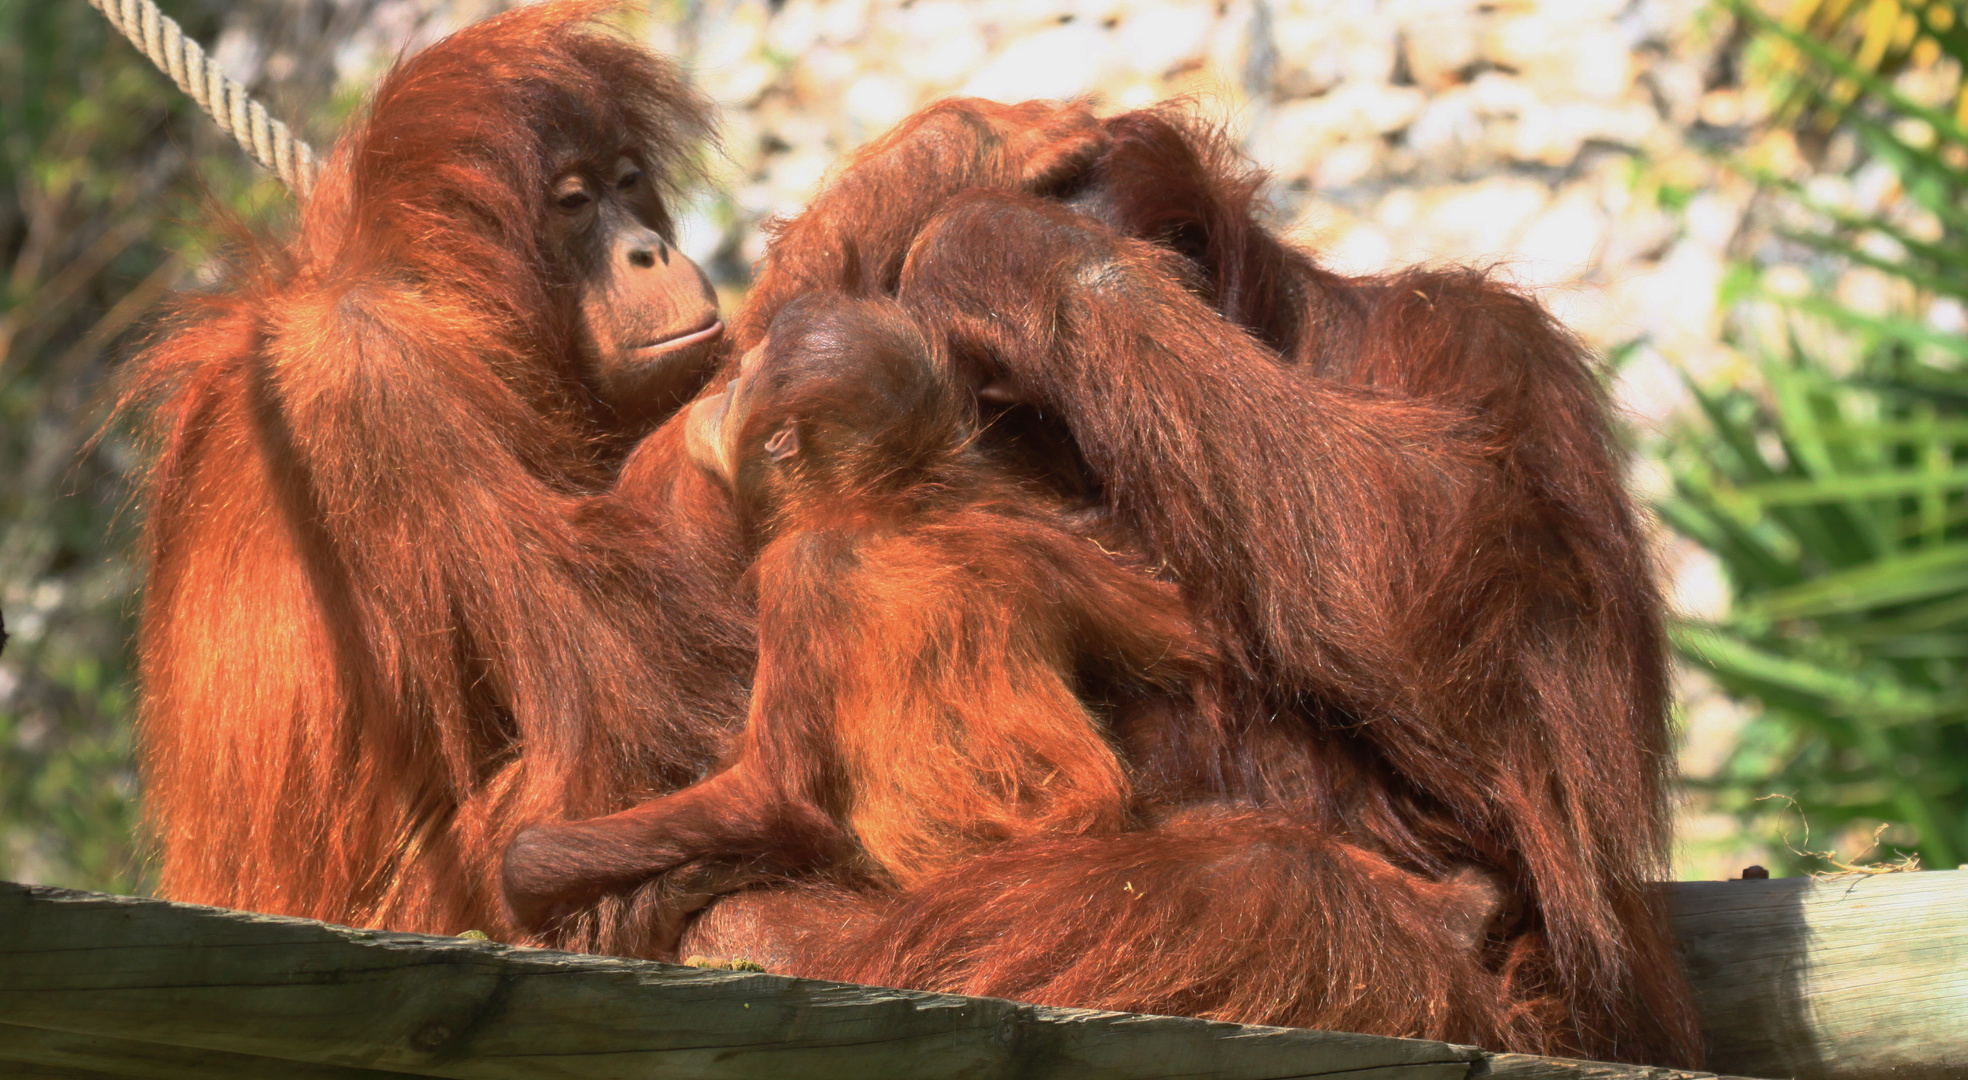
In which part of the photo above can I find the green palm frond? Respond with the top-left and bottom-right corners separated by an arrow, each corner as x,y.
1749,0 -> 1968,132
1665,3 -> 1968,871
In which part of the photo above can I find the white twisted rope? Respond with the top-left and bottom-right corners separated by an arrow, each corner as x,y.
86,0 -> 319,196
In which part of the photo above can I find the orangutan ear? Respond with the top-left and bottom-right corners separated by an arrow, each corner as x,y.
764,425 -> 801,462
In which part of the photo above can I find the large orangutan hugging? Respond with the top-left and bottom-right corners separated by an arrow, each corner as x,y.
127,0 -> 1702,1067
501,294 -> 1218,933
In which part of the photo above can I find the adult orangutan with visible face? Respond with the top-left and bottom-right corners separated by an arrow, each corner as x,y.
131,1 -> 1700,1066
132,0 -> 744,943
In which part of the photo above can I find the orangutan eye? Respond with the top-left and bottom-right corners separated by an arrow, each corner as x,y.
553,175 -> 594,212
617,169 -> 642,190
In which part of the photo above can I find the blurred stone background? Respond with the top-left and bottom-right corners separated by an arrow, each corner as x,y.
11,0 -> 1950,889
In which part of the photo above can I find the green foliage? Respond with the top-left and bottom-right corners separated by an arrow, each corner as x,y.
1759,0 -> 1968,132
1663,1 -> 1968,871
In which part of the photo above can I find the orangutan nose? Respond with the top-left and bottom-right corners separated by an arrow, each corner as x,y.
623,229 -> 669,270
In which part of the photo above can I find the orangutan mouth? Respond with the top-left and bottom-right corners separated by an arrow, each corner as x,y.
635,318 -> 724,356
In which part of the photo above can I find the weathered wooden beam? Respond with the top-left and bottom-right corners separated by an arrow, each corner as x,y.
0,881 -> 1739,1080
1669,868 -> 1968,1080
4,872 -> 1963,1079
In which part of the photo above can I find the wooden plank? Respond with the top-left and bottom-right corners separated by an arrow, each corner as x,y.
19,873 -> 1964,1080
0,1023 -> 404,1080
1669,868 -> 1968,1080
1477,1054 -> 1740,1080
0,882 -> 1482,1080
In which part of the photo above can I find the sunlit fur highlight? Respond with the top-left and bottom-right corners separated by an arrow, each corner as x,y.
712,101 -> 1700,1067
741,300 -> 1191,887
128,17 -> 1699,1061
125,0 -> 749,939
501,297 -> 1213,919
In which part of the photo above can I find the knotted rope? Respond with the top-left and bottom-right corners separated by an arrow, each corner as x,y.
86,0 -> 319,196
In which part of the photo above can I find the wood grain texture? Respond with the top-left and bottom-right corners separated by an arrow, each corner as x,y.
0,882 -> 1481,1080
0,1024 -> 403,1080
1476,1054 -> 1742,1080
1669,868 -> 1968,1080
13,874 -> 1964,1080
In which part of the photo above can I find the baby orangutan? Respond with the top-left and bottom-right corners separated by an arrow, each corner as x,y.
501,296 -> 1214,937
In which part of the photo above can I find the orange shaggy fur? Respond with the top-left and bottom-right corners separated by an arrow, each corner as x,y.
130,5 -> 1701,1067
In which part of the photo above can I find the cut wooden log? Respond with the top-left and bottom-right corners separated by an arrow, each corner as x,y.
2,871 -> 1962,1079
1669,868 -> 1968,1080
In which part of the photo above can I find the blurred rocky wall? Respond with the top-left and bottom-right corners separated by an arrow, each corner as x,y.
644,0 -> 1745,412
